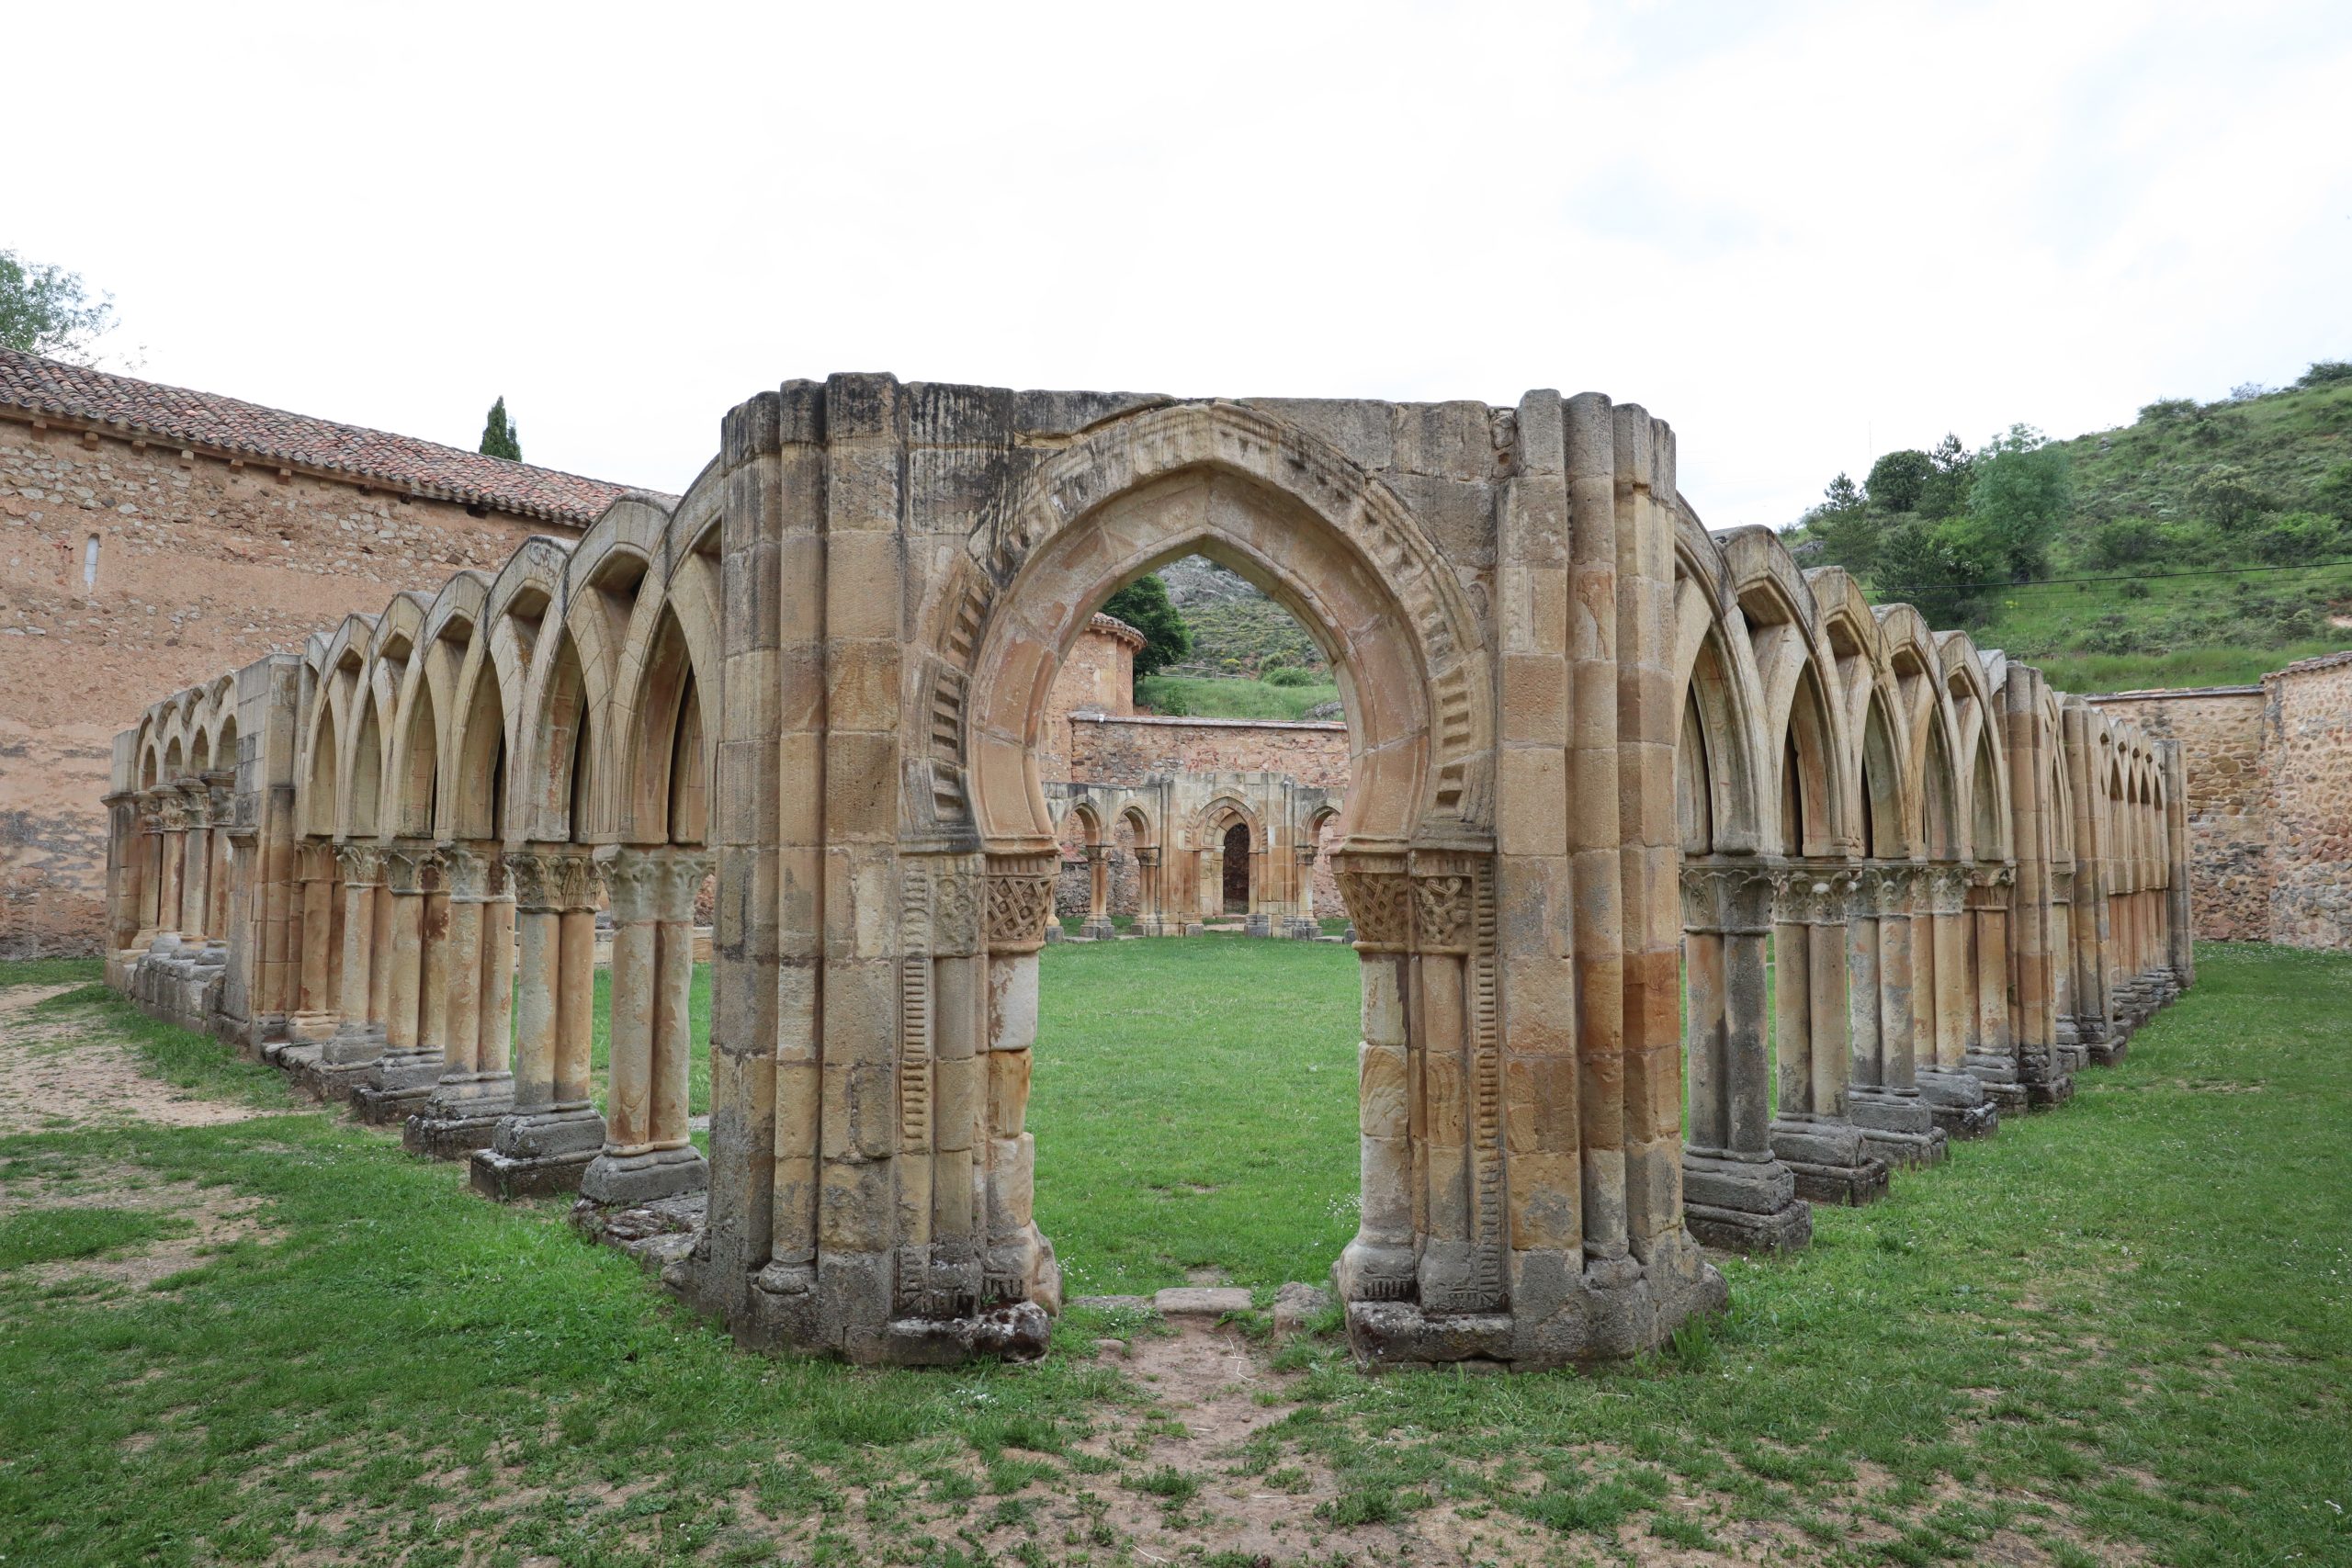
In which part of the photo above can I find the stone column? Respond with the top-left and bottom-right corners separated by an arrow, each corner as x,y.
1846,865 -> 1946,1169
1917,866 -> 1996,1135
1680,861 -> 1810,1252
1333,859 -> 1418,1303
154,789 -> 187,942
204,770 -> 236,945
174,780 -> 211,946
1079,843 -> 1115,941
1768,865 -> 1889,1205
315,843 -> 387,1094
2162,739 -> 2195,994
356,843 -> 445,1122
1964,865 -> 2020,1107
408,845 -> 516,1156
978,852 -> 1060,1309
582,846 -> 712,1204
131,792 -> 165,946
288,840 -> 338,1041
1288,845 -> 1322,939
1133,847 -> 1167,937
472,846 -> 605,1199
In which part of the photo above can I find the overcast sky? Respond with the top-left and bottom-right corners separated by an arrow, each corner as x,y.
13,0 -> 2350,526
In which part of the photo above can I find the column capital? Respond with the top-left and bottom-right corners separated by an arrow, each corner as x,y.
508,844 -> 602,913
382,841 -> 442,897
984,850 -> 1057,954
440,842 -> 495,902
1680,859 -> 1774,934
1770,863 -> 1857,926
1332,851 -> 1412,952
156,792 -> 191,832
1080,842 -> 1109,864
1296,844 -> 1319,864
1410,866 -> 1475,954
335,842 -> 386,886
1922,864 -> 1971,915
1132,846 -> 1160,868
602,845 -> 714,924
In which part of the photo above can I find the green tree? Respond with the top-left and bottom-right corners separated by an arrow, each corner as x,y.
2296,359 -> 2352,388
2186,462 -> 2266,529
1802,471 -> 1881,575
479,396 -> 522,461
1919,433 -> 1975,519
0,249 -> 115,364
1101,573 -> 1192,680
1967,424 -> 2072,580
1873,515 -> 2002,626
1865,448 -> 1934,513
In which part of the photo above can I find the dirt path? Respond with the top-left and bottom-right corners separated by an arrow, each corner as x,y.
0,983 -> 283,1134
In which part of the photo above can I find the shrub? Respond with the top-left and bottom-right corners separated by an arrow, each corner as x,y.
2083,516 -> 2167,570
2118,578 -> 2152,599
1865,448 -> 1935,513
2138,397 -> 2198,423
2250,512 -> 2345,565
2313,462 -> 2352,521
2228,382 -> 2270,402
2296,359 -> 2352,388
2187,463 -> 2267,529
1262,665 -> 1317,687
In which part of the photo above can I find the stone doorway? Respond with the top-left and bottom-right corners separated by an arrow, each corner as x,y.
1221,822 -> 1250,913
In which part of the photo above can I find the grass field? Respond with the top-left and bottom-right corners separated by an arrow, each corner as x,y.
1,942 -> 2346,1564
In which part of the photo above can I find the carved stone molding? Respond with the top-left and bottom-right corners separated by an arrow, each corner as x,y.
440,843 -> 492,903
1770,863 -> 1857,927
295,840 -> 337,883
933,862 -> 982,957
1131,847 -> 1160,869
985,852 -> 1057,954
382,842 -> 441,897
156,794 -> 189,833
1412,872 -> 1473,955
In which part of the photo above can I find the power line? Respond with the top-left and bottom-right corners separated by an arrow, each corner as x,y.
1871,555 -> 2352,596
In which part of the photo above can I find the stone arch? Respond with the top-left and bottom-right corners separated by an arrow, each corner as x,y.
949,402 -> 1490,854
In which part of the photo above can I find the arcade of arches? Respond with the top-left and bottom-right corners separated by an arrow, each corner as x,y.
104,378 -> 2190,1370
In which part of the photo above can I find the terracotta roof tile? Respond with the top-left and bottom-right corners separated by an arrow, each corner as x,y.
0,347 -> 649,525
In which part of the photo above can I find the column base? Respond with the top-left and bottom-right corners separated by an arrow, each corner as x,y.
404,1072 -> 516,1158
1134,919 -> 1172,938
1079,917 -> 1116,941
1681,1152 -> 1812,1253
1770,1119 -> 1891,1206
2087,1035 -> 2130,1068
1848,1089 -> 1949,1169
580,1144 -> 709,1206
1963,1051 -> 2030,1114
469,1104 -> 607,1200
1244,913 -> 1272,937
352,1049 -> 447,1124
1917,1068 -> 2000,1138
1285,917 -> 1321,940
2018,1048 -> 2075,1110
1042,922 -> 1067,944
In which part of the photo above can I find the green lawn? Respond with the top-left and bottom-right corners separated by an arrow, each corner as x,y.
1133,672 -> 1342,721
0,942 -> 2345,1564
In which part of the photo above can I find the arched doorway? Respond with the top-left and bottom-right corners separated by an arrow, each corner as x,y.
1220,821 -> 1250,915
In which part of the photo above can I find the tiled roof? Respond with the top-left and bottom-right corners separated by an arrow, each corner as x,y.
0,347 -> 645,526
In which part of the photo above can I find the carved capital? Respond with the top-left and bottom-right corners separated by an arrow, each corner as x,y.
605,846 -> 712,924
296,840 -> 337,883
984,852 -> 1057,954
156,794 -> 189,832
1680,860 -> 1774,934
335,842 -> 385,887
1131,847 -> 1160,869
440,843 -> 492,902
1333,852 -> 1412,953
1080,843 -> 1109,864
933,863 -> 983,956
137,791 -> 167,832
1296,844 -> 1319,864
382,841 -> 442,897
1412,872 -> 1473,954
1770,863 -> 1855,927
508,845 -> 601,912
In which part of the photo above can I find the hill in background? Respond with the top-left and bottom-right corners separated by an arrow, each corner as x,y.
1787,366 -> 2352,691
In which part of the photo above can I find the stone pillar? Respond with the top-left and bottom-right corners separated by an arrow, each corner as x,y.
407,845 -> 516,1156
472,846 -> 605,1199
2162,739 -> 2194,994
1917,866 -> 1996,1135
154,789 -> 188,942
2004,669 -> 2073,1108
1079,843 -> 1115,941
1132,847 -> 1168,937
314,843 -> 387,1094
582,846 -> 713,1204
1334,861 -> 1417,1304
204,770 -> 236,945
174,780 -> 211,945
355,843 -> 445,1122
1845,865 -> 1947,1169
1287,844 -> 1322,939
1768,865 -> 1889,1205
1679,862 -> 1810,1252
130,792 -> 164,947
1963,866 -> 2020,1105
288,841 -> 338,1041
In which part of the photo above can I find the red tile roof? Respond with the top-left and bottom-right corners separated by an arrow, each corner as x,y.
0,347 -> 647,526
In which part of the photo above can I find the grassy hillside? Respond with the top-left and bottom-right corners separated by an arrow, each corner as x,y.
1808,370 -> 2352,691
1144,554 -> 1340,718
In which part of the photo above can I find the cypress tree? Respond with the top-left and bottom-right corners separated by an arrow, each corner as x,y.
479,397 -> 522,461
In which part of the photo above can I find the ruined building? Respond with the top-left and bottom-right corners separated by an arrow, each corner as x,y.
104,375 -> 2195,1370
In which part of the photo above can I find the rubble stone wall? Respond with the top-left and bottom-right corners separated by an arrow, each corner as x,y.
2088,686 -> 2269,941
2262,652 -> 2352,950
0,412 -> 571,956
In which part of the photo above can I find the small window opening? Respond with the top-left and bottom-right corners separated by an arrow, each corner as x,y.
82,535 -> 100,592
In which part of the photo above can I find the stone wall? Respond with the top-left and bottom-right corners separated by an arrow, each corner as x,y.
0,413 -> 574,955
2087,686 -> 2269,941
2093,652 -> 2352,952
2262,651 -> 2352,950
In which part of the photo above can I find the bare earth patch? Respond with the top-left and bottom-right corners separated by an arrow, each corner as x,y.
0,983 -> 286,1134
0,1164 -> 278,1293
